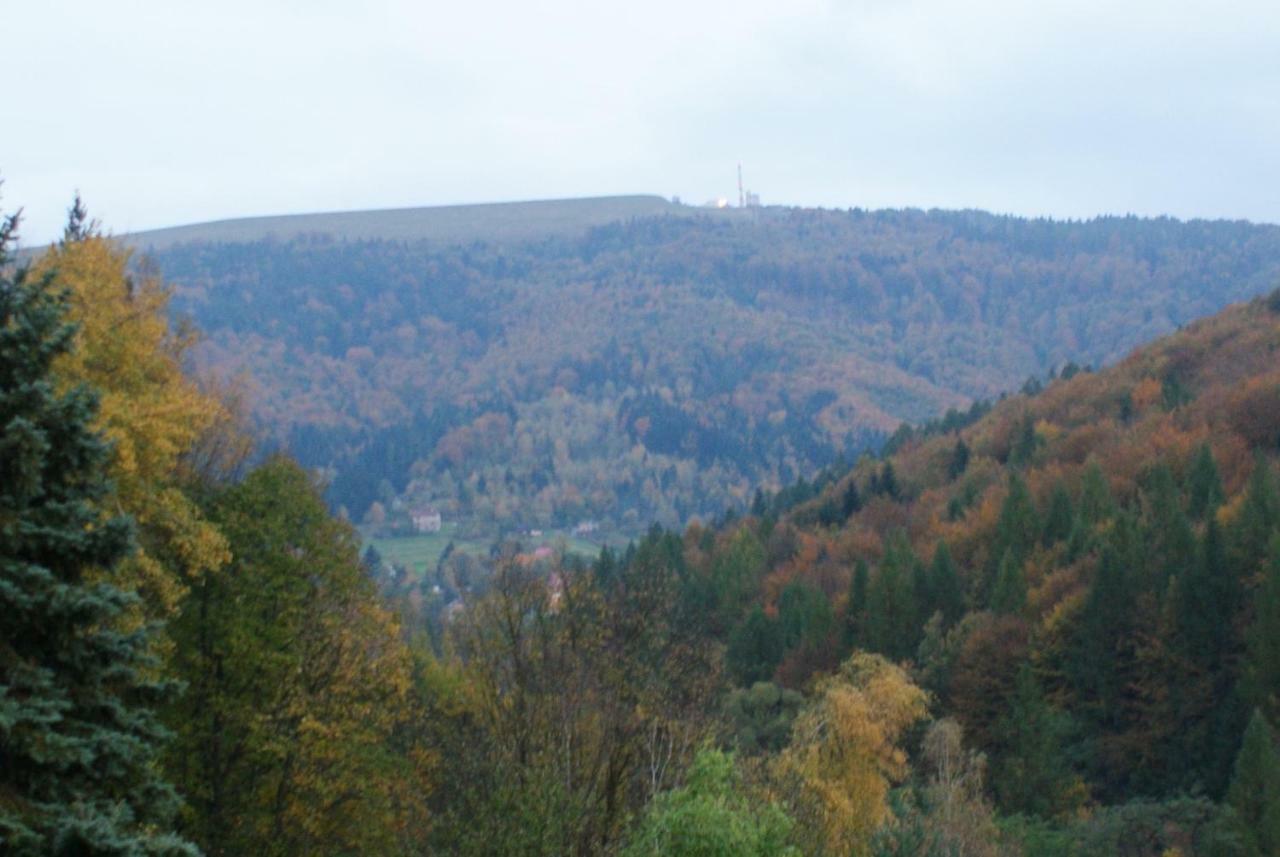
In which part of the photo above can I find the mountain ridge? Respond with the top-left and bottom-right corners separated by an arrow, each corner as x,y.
118,193 -> 690,250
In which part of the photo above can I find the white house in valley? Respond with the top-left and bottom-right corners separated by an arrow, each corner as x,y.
411,506 -> 442,533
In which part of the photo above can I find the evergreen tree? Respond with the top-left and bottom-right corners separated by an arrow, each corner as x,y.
778,582 -> 834,650
991,550 -> 1026,616
1187,443 -> 1225,521
1233,454 -> 1279,580
928,541 -> 965,627
1179,516 -> 1240,667
947,437 -> 970,481
998,474 -> 1041,563
1142,463 -> 1195,590
1223,709 -> 1280,856
992,663 -> 1076,819
1245,535 -> 1280,725
1008,412 -> 1039,468
840,479 -> 862,519
728,606 -> 785,686
866,533 -> 919,660
1171,516 -> 1249,794
986,473 -> 1039,601
1041,481 -> 1075,547
1070,521 -> 1137,731
593,544 -> 620,589
1161,373 -> 1194,411
843,559 -> 869,651
0,214 -> 193,854
1078,459 -> 1115,528
879,461 -> 900,501
707,527 -> 767,633
60,191 -> 97,244
816,495 -> 843,528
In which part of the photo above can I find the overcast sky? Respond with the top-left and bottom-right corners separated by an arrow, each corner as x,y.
5,0 -> 1279,244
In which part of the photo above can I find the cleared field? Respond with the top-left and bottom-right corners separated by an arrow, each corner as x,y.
122,195 -> 688,251
366,525 -> 603,577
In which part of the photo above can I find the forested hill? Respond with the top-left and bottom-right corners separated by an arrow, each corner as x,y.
142,203 -> 1280,533
689,286 -> 1280,844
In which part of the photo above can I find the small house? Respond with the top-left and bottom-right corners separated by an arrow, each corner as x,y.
411,506 -> 442,533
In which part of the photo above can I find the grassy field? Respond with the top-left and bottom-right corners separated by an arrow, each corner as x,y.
365,524 -> 605,577
122,195 -> 688,251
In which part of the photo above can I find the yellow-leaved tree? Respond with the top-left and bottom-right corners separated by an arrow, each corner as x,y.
775,652 -> 929,855
32,208 -> 237,617
165,456 -> 428,855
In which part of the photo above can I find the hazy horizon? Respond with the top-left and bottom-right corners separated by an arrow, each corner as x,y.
7,0 -> 1279,244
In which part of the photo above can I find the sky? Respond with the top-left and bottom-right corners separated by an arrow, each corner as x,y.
5,0 -> 1280,244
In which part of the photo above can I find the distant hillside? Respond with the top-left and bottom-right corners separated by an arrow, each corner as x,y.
141,204 -> 1280,535
124,194 -> 686,250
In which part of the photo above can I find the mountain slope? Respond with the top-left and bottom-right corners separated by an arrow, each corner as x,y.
702,287 -> 1280,811
141,204 -> 1280,535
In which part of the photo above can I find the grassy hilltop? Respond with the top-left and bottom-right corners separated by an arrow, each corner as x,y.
123,194 -> 688,250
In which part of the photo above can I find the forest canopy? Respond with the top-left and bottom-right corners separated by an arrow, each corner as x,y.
142,207 -> 1280,532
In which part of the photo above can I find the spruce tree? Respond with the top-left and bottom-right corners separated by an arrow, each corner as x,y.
928,541 -> 965,627
1078,459 -> 1115,528
1177,516 -> 1248,794
1234,454 -> 1279,579
992,663 -> 1075,818
1070,523 -> 1136,731
0,213 -> 193,854
1223,709 -> 1280,856
1008,412 -> 1039,468
778,582 -> 833,650
727,607 -> 785,686
1245,535 -> 1280,725
866,533 -> 918,660
991,550 -> 1027,616
1179,516 -> 1234,666
986,474 -> 1039,601
1187,443 -> 1224,521
879,461 -> 900,501
843,559 -> 869,651
947,438 -> 970,481
1041,481 -> 1075,547
840,479 -> 862,519
998,474 -> 1041,564
1142,463 -> 1195,590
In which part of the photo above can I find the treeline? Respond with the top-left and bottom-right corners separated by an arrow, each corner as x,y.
145,206 -> 1280,528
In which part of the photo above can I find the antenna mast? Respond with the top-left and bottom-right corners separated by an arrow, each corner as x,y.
737,163 -> 745,208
